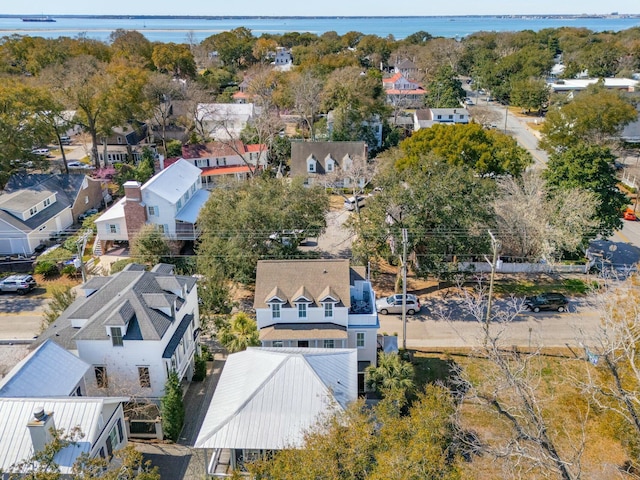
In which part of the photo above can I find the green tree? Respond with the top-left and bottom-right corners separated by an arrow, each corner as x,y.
161,371 -> 185,442
217,312 -> 261,353
540,86 -> 638,152
350,157 -> 496,278
201,27 -> 255,68
130,224 -> 171,266
509,77 -> 550,113
197,177 -> 328,283
109,29 -> 154,68
426,65 -> 466,108
42,286 -> 77,330
365,352 -> 415,398
543,144 -> 627,237
396,122 -> 532,177
151,43 -> 196,78
250,385 -> 462,479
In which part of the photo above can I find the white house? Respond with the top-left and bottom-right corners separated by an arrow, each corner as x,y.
254,259 -> 378,391
94,159 -> 209,251
0,174 -> 104,255
414,108 -> 470,130
196,103 -> 257,140
547,77 -> 638,93
382,72 -> 426,107
195,347 -> 357,476
0,396 -> 128,474
0,339 -> 90,397
272,47 -> 293,71
35,263 -> 200,400
170,141 -> 267,188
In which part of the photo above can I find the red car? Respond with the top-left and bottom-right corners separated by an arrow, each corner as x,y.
624,208 -> 637,221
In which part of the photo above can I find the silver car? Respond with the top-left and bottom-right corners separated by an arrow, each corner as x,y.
376,294 -> 421,315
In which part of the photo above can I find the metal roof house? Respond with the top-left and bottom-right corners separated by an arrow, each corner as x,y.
0,339 -> 90,398
94,159 -> 209,253
34,263 -> 200,400
195,347 -> 357,476
0,396 -> 128,475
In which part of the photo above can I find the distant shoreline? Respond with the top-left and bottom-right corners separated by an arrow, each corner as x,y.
2,14 -> 640,20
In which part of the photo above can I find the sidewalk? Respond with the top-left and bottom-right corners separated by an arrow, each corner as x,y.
138,354 -> 226,480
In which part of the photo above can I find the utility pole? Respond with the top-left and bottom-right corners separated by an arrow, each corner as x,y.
484,230 -> 500,336
401,228 -> 408,351
503,103 -> 508,133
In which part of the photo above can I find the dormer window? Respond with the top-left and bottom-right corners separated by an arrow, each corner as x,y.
325,158 -> 335,172
29,206 -> 37,216
110,327 -> 123,347
307,158 -> 316,173
297,303 -> 307,319
271,303 -> 281,319
324,302 -> 333,318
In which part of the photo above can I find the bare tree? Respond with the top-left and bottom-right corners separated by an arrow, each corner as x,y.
323,155 -> 377,213
470,106 -> 502,128
144,72 -> 186,154
291,70 -> 323,141
179,81 -> 215,142
580,274 -> 640,471
435,281 -> 585,480
493,172 -> 599,262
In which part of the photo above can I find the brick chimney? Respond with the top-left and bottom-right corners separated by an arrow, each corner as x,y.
27,407 -> 56,453
122,181 -> 147,238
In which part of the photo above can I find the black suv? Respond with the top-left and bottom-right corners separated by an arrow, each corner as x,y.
524,292 -> 568,312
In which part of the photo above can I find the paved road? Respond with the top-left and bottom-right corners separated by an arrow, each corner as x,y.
379,294 -> 600,349
0,293 -> 47,342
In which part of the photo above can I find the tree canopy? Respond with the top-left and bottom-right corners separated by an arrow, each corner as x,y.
396,123 -> 532,177
196,177 -> 329,283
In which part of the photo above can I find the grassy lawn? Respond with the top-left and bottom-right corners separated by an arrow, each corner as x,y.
30,274 -> 81,299
493,276 -> 599,296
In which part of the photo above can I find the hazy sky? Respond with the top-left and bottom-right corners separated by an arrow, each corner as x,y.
8,1 -> 640,16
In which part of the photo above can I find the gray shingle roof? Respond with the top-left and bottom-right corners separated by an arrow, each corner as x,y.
34,266 -> 197,349
290,141 -> 367,177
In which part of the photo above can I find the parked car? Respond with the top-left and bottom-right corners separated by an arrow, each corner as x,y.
344,196 -> 366,211
31,148 -> 49,155
0,275 -> 37,295
376,294 -> 421,315
78,208 -> 99,222
524,292 -> 568,312
68,161 -> 93,169
623,208 -> 637,221
60,136 -> 71,145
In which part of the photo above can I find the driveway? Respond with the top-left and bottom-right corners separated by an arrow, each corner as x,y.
300,208 -> 354,258
0,292 -> 47,341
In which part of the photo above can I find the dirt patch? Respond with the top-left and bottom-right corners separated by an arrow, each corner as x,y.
31,274 -> 81,299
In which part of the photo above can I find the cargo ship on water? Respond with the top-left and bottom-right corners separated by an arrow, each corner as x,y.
22,16 -> 56,22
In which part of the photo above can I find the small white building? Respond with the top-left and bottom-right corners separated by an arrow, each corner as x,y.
94,159 -> 209,249
414,108 -> 470,130
195,347 -> 357,476
547,77 -> 638,93
0,396 -> 128,474
196,103 -> 257,140
35,263 -> 201,400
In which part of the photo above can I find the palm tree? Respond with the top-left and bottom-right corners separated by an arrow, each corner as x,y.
365,352 -> 415,398
218,312 -> 261,353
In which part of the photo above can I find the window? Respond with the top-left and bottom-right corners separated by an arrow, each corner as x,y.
436,115 -> 442,120
324,339 -> 335,348
357,332 -> 365,348
298,303 -> 307,319
43,198 -> 51,207
116,418 -> 124,443
448,115 -> 454,119
324,303 -> 333,318
271,303 -> 281,319
84,195 -> 88,204
273,341 -> 283,348
307,161 -> 315,173
157,224 -> 166,233
95,366 -> 108,388
110,327 -> 123,347
138,367 -> 150,388
29,207 -> 37,216
148,206 -> 156,216
176,199 -> 182,210
108,224 -> 118,234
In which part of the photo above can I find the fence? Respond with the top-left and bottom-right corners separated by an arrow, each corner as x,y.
458,261 -> 587,274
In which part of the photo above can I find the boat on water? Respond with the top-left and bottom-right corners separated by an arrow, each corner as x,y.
22,16 -> 56,22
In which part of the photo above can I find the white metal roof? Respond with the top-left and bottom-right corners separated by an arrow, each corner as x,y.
175,188 -> 210,223
0,397 -> 127,474
0,340 -> 90,397
195,347 -> 357,451
143,159 -> 202,204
